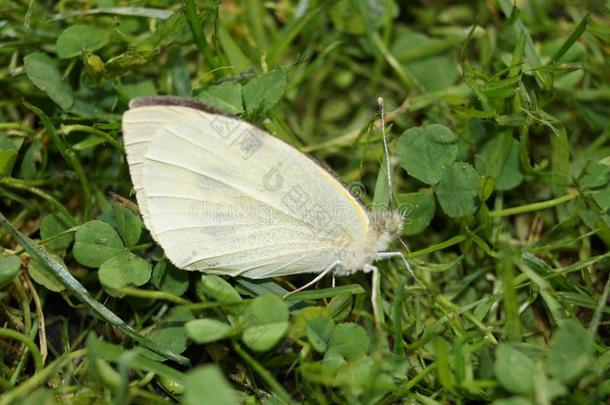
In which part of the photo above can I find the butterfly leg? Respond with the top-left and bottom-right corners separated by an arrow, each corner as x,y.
364,264 -> 381,324
283,260 -> 341,298
376,251 -> 423,287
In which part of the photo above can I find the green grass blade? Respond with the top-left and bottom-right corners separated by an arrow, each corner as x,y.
23,101 -> 92,220
550,13 -> 590,64
0,211 -> 190,366
498,0 -> 552,89
183,0 -> 218,72
87,334 -> 187,384
285,284 -> 365,302
498,244 -> 521,341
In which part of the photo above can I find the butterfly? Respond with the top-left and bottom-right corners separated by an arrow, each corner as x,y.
122,96 -> 413,316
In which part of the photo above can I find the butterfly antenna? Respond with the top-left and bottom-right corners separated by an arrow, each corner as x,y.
397,235 -> 411,254
378,97 -> 393,203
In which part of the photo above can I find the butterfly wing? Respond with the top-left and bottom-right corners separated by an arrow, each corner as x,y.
122,98 -> 369,278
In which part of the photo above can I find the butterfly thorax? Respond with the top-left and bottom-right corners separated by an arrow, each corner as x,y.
335,210 -> 403,275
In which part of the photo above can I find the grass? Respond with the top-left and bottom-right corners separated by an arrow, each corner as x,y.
1,0 -> 610,404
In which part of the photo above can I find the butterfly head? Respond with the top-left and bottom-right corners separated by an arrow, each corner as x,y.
335,210 -> 403,274
371,210 -> 404,236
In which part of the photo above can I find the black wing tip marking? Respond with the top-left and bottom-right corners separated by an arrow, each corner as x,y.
128,96 -> 234,118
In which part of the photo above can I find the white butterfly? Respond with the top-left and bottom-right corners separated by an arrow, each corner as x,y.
122,96 -> 411,310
